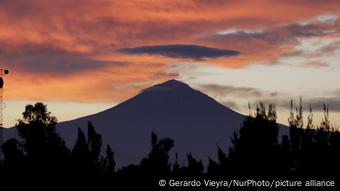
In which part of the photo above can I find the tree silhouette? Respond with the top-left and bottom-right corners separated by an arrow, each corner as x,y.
279,135 -> 291,173
181,152 -> 204,175
88,121 -> 102,163
207,158 -> 220,175
15,102 -> 70,173
228,102 -> 279,174
71,122 -> 106,175
104,144 -> 115,173
140,130 -> 174,175
288,98 -> 304,153
1,138 -> 25,172
207,146 -> 228,175
312,105 -> 332,174
172,153 -> 180,175
72,127 -> 91,172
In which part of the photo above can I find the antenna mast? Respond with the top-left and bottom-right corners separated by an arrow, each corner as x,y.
0,69 -> 9,160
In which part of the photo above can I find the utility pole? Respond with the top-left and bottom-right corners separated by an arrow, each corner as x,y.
0,69 -> 9,160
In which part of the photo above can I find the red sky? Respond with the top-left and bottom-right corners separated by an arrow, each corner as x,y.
0,0 -> 338,101
1,0 -> 340,126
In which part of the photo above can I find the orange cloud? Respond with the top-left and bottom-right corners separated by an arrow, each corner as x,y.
4,62 -> 176,102
0,0 -> 339,102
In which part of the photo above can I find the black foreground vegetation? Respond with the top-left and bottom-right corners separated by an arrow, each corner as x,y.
0,101 -> 339,187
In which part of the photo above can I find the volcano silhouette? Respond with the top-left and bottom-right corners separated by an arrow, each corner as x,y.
57,79 -> 247,168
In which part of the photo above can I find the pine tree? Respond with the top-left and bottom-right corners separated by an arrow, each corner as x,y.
104,144 -> 115,173
72,128 -> 91,172
88,121 -> 102,163
229,102 -> 279,174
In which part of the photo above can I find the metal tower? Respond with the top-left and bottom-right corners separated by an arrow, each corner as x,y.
0,69 -> 9,160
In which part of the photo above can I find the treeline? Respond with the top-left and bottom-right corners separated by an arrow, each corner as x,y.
0,103 -> 115,178
214,100 -> 339,176
0,101 -> 339,181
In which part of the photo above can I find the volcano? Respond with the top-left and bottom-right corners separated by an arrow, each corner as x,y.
57,79 -> 248,168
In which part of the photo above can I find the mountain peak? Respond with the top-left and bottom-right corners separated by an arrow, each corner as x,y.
142,79 -> 191,93
157,79 -> 189,88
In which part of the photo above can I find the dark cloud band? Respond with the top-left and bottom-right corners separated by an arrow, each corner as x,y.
118,44 -> 240,60
0,43 -> 129,74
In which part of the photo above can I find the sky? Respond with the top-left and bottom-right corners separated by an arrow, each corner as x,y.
1,0 -> 340,128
